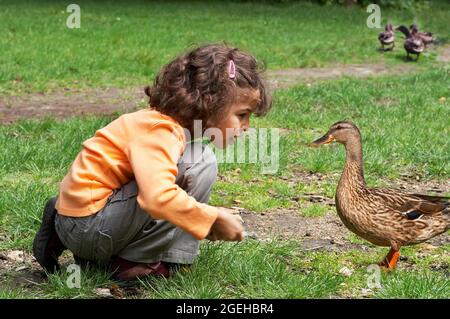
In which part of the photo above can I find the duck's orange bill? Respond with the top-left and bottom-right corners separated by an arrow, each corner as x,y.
310,134 -> 335,147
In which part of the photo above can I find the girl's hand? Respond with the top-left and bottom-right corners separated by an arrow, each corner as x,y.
207,208 -> 245,241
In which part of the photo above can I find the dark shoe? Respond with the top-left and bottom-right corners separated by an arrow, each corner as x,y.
110,257 -> 171,281
32,197 -> 66,273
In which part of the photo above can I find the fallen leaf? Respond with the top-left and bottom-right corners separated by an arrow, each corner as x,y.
94,288 -> 115,299
418,243 -> 438,252
109,284 -> 124,299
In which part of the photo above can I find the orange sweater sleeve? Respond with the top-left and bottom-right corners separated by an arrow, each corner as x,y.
126,122 -> 219,240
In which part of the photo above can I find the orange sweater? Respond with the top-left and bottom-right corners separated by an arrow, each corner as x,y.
56,109 -> 219,240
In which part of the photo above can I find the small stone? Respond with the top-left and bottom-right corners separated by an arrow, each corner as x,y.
233,199 -> 242,205
7,250 -> 24,263
339,266 -> 353,277
399,255 -> 408,261
439,96 -> 446,103
304,232 -> 312,237
94,288 -> 114,299
244,231 -> 258,240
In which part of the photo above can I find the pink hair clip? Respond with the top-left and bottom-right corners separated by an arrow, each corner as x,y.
228,60 -> 236,79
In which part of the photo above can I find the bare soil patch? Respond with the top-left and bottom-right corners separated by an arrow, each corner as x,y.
0,62 -> 419,125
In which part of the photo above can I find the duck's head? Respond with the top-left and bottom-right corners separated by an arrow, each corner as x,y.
310,121 -> 361,147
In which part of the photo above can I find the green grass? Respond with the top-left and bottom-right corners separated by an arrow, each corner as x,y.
375,272 -> 449,299
301,204 -> 329,217
141,241 -> 343,298
1,68 -> 448,250
0,0 -> 449,299
2,241 -> 447,299
1,68 -> 448,298
1,0 -> 450,95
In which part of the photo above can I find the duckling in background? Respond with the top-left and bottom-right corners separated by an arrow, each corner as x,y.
397,25 -> 425,61
378,24 -> 395,51
410,24 -> 434,47
311,121 -> 449,270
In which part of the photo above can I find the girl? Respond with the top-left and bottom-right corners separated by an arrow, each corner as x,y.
33,44 -> 272,281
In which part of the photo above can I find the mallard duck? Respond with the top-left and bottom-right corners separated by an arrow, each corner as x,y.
410,24 -> 434,47
397,25 -> 425,61
311,121 -> 449,270
378,24 -> 395,51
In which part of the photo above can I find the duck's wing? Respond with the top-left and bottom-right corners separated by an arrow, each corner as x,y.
370,188 -> 449,220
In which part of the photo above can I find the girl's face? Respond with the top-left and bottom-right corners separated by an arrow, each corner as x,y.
207,89 -> 260,149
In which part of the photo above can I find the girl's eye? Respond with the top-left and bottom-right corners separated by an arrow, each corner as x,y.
238,113 -> 248,119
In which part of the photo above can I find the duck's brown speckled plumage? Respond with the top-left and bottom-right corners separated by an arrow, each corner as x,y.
397,25 -> 425,60
378,24 -> 395,50
410,24 -> 434,46
312,121 -> 449,269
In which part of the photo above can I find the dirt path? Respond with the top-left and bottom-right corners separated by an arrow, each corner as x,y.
0,87 -> 144,124
0,62 -> 419,125
267,62 -> 416,89
240,169 -> 449,249
2,44 -> 449,125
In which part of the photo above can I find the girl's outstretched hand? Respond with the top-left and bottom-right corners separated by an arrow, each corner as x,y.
207,208 -> 245,241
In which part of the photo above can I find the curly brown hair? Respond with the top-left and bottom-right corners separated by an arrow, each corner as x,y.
145,44 -> 272,134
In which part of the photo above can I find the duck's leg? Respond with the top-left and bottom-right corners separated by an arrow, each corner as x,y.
379,248 -> 400,270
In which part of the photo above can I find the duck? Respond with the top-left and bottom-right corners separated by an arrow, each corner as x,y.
378,24 -> 395,51
311,121 -> 449,270
397,25 -> 425,61
410,24 -> 434,47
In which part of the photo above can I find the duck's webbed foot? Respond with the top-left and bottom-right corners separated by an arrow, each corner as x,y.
378,248 -> 400,271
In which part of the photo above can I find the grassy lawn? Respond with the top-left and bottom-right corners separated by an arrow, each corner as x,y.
1,0 -> 449,95
0,0 -> 449,299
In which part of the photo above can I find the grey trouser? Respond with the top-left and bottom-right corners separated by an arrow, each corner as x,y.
55,142 -> 217,265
